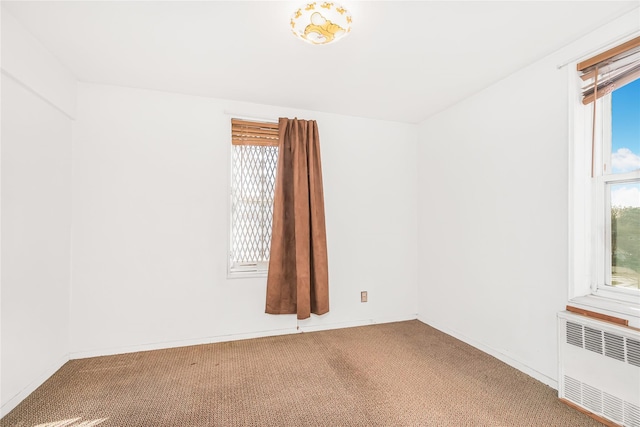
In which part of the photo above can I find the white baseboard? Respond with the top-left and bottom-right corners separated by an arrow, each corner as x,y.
1,354 -> 70,418
69,326 -> 301,360
416,315 -> 558,390
297,314 -> 418,333
70,314 -> 419,360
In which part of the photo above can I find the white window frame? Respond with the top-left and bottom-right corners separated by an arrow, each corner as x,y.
227,119 -> 279,279
568,68 -> 640,321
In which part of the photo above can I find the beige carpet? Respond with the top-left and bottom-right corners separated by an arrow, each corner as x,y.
1,320 -> 601,427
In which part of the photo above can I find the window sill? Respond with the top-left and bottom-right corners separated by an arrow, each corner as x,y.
568,294 -> 640,328
227,270 -> 268,280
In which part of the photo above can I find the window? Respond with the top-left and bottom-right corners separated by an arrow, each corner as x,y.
593,81 -> 640,301
572,36 -> 640,307
229,119 -> 279,276
608,81 -> 640,293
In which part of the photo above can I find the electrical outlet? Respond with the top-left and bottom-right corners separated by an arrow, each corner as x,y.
361,291 -> 368,303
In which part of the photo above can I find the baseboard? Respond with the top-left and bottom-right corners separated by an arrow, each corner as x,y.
1,354 -> 70,418
297,314 -> 418,333
559,398 -> 620,427
69,326 -> 301,360
416,315 -> 558,390
70,314 -> 419,360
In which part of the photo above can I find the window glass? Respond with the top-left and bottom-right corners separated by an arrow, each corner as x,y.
605,77 -> 640,292
230,144 -> 278,273
611,79 -> 640,174
610,183 -> 640,290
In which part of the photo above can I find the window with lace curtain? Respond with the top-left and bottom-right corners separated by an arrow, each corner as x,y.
228,119 -> 279,276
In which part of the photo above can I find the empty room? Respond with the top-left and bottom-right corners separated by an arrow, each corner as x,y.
1,1 -> 639,426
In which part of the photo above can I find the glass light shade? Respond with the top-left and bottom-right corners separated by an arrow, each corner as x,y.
290,2 -> 352,45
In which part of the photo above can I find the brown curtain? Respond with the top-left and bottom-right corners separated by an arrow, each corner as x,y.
265,118 -> 329,320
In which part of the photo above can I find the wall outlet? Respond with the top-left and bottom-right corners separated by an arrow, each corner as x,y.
361,291 -> 368,303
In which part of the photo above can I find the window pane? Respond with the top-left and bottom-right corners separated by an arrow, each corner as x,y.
610,182 -> 640,289
230,144 -> 278,266
611,78 -> 640,174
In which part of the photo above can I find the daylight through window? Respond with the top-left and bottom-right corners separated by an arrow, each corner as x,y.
608,80 -> 640,291
578,37 -> 640,296
229,119 -> 279,275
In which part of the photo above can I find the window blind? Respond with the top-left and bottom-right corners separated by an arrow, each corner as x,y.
231,119 -> 279,146
578,36 -> 640,105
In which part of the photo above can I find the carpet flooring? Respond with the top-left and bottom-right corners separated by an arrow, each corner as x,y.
1,320 -> 601,426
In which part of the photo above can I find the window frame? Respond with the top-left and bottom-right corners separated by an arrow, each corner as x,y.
568,66 -> 640,316
227,118 -> 279,279
595,90 -> 640,301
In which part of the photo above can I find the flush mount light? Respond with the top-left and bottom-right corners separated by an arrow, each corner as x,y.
290,2 -> 352,45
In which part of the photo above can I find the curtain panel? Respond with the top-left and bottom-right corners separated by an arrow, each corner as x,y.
265,118 -> 329,320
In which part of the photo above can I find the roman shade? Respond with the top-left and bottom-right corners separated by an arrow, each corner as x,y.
231,119 -> 279,146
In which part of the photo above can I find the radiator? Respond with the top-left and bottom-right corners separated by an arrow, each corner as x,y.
558,311 -> 640,427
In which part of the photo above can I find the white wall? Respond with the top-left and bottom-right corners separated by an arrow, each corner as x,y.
5,2 -> 634,415
0,10 -> 76,118
416,10 -> 640,388
0,9 -> 75,415
0,5 -> 418,411
70,83 -> 418,357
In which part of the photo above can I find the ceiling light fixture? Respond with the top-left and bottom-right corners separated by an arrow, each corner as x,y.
290,2 -> 352,45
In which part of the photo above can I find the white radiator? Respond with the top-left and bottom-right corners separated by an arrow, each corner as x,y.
558,311 -> 640,427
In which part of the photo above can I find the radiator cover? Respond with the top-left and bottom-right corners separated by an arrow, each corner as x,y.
558,311 -> 640,427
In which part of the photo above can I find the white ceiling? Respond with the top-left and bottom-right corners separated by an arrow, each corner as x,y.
3,1 -> 638,123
